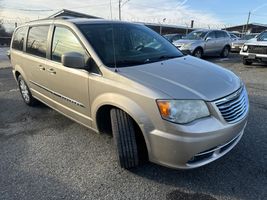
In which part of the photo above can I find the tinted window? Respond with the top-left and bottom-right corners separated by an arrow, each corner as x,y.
257,31 -> 267,41
52,27 -> 88,62
216,31 -> 228,38
184,31 -> 208,40
207,31 -> 216,39
173,35 -> 182,41
26,26 -> 49,58
12,27 -> 26,51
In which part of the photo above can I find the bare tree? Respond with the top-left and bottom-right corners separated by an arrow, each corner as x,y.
0,19 -> 11,37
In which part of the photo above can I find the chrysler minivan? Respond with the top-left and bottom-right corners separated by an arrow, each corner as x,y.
10,18 -> 249,169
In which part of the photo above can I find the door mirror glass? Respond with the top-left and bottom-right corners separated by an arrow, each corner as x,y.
62,52 -> 86,69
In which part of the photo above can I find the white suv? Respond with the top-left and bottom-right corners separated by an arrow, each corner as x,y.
240,30 -> 267,65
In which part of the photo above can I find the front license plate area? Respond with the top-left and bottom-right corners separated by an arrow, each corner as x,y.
248,54 -> 256,59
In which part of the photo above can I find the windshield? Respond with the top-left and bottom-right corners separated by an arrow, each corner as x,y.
257,31 -> 267,41
78,23 -> 183,68
164,34 -> 173,40
184,31 -> 208,40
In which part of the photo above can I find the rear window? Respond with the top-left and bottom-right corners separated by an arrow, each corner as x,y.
26,26 -> 49,58
12,27 -> 27,51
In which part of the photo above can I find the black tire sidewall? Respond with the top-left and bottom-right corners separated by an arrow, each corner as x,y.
110,109 -> 139,169
221,46 -> 230,58
243,58 -> 252,65
18,75 -> 35,105
193,48 -> 203,58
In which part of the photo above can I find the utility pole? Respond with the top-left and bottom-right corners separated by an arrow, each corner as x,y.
119,0 -> 122,20
245,11 -> 251,34
119,0 -> 130,20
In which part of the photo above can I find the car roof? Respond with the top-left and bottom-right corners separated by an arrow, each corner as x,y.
192,29 -> 226,32
19,17 -> 141,28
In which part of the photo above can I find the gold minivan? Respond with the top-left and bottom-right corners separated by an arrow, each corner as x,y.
10,18 -> 249,169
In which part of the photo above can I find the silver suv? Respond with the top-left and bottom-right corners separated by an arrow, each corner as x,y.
10,18 -> 249,169
173,29 -> 232,58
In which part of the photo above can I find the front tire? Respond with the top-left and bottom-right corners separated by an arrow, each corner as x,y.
110,108 -> 139,169
193,48 -> 203,58
18,75 -> 38,106
243,58 -> 252,65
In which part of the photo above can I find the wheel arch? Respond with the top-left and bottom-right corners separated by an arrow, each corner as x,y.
193,46 -> 204,54
13,65 -> 28,83
92,93 -> 152,158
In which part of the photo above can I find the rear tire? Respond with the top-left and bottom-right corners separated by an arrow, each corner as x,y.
18,75 -> 38,106
110,108 -> 139,169
243,58 -> 252,65
221,46 -> 230,58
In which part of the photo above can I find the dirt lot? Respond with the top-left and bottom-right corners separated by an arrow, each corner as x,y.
0,50 -> 266,200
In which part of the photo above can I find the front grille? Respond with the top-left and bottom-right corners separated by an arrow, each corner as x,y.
215,87 -> 249,123
248,45 -> 267,54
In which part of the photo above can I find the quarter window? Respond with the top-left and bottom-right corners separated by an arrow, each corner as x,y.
12,27 -> 27,51
52,27 -> 87,62
26,26 -> 49,58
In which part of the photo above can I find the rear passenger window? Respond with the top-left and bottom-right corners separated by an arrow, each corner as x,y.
216,31 -> 228,38
12,27 -> 26,51
52,27 -> 87,62
26,26 -> 49,58
207,31 -> 216,39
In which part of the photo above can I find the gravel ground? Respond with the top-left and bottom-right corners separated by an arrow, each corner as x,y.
0,51 -> 266,200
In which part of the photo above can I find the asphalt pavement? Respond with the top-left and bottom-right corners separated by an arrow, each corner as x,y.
0,51 -> 266,200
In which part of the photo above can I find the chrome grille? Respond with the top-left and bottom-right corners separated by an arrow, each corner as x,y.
248,45 -> 267,54
215,87 -> 249,123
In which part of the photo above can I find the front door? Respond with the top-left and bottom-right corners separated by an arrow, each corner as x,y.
45,26 -> 91,127
204,31 -> 217,54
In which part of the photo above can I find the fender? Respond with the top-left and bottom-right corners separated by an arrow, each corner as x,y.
91,92 -> 154,154
13,64 -> 28,84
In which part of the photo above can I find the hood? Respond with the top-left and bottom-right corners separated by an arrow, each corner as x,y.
119,56 -> 241,101
173,39 -> 200,46
245,39 -> 267,46
232,40 -> 246,44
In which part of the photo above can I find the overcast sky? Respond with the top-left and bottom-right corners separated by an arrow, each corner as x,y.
1,0 -> 267,31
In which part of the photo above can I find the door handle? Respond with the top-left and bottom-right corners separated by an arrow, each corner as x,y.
48,68 -> 56,75
39,65 -> 45,71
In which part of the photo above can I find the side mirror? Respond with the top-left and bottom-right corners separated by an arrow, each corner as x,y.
206,37 -> 212,41
62,52 -> 85,69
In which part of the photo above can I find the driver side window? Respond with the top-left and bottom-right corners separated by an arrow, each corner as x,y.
52,26 -> 88,63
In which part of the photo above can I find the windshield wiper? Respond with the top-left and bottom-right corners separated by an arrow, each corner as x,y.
148,55 -> 183,62
115,59 -> 147,66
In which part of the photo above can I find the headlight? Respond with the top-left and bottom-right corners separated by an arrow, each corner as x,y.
157,100 -> 210,124
243,45 -> 248,52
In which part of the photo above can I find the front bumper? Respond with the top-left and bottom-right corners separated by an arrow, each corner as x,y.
147,113 -> 248,169
180,49 -> 192,55
240,52 -> 267,62
231,46 -> 242,52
